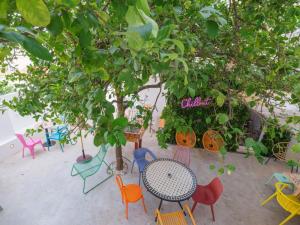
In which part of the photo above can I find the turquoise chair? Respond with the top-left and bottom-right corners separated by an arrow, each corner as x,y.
265,173 -> 294,191
71,144 -> 113,194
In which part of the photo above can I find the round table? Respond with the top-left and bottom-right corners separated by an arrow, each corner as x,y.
142,158 -> 197,215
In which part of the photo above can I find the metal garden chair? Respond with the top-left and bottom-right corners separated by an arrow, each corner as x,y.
71,144 -> 113,194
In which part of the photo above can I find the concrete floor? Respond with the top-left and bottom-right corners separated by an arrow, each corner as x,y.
0,131 -> 299,225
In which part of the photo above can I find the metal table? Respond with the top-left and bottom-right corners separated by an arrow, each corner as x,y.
142,158 -> 197,216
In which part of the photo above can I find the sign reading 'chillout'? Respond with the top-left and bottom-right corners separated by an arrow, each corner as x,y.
181,96 -> 212,109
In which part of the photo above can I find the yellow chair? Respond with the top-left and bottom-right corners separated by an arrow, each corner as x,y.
156,204 -> 197,225
261,182 -> 300,225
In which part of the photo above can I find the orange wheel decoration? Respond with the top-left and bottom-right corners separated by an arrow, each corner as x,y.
175,130 -> 196,148
202,130 -> 224,153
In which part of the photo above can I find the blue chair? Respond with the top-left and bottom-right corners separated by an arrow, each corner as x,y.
48,125 -> 69,152
265,172 -> 294,191
131,148 -> 157,185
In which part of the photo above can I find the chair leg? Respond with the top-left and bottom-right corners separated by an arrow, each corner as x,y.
30,147 -> 35,159
22,147 -> 24,158
210,205 -> 215,222
59,143 -> 64,152
191,201 -> 197,213
131,160 -> 135,174
142,196 -> 147,213
279,212 -> 297,225
261,192 -> 277,206
139,173 -> 141,186
41,143 -> 46,151
126,202 -> 129,219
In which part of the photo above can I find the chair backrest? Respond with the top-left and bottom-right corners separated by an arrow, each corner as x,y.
208,177 -> 224,203
95,144 -> 109,161
134,148 -> 157,163
116,175 -> 127,200
15,133 -> 28,147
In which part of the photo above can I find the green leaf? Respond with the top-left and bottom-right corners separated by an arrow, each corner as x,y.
112,117 -> 128,129
94,132 -> 104,146
209,164 -> 216,170
125,6 -> 144,26
171,39 -> 185,55
246,84 -> 255,96
218,113 -> 229,124
136,0 -> 150,16
56,0 -> 80,7
188,87 -> 195,97
217,167 -> 225,176
157,25 -> 173,41
0,0 -> 8,19
205,117 -> 211,124
22,37 -> 52,61
216,93 -> 225,107
116,132 -> 127,146
98,68 -> 109,81
177,58 -> 188,74
69,71 -> 83,82
138,9 -> 158,38
16,0 -> 51,27
291,143 -> 300,153
79,29 -> 92,48
47,14 -> 63,36
0,31 -> 25,43
126,31 -> 144,51
206,20 -> 219,38
128,23 -> 152,40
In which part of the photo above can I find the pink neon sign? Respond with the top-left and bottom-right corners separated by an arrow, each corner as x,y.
181,96 -> 212,109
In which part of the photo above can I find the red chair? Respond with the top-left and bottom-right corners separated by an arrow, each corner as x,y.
191,177 -> 223,222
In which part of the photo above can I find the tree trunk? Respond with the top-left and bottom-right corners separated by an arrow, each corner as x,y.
115,93 -> 125,171
115,145 -> 123,171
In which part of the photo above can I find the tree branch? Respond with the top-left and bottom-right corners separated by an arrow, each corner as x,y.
136,80 -> 164,94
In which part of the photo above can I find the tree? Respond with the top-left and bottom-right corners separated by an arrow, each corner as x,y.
0,0 -> 187,172
1,0 -> 299,173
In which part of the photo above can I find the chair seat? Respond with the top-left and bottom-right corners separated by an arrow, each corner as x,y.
27,139 -> 41,145
73,157 -> 101,179
192,185 -> 215,205
124,184 -> 143,202
158,211 -> 187,225
278,194 -> 300,215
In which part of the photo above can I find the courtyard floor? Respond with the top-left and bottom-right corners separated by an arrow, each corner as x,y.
0,131 -> 298,225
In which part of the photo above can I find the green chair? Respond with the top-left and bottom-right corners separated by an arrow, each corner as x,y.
71,144 -> 113,194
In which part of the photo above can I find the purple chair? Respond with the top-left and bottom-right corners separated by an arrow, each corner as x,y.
16,133 -> 46,159
131,148 -> 157,185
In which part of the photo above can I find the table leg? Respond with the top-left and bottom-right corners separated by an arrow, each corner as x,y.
155,199 -> 163,222
139,138 -> 142,148
134,142 -> 139,149
178,201 -> 186,216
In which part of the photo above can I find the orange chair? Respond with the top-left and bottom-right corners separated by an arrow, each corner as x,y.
115,175 -> 147,219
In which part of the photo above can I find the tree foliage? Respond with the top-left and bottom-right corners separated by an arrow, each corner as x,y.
0,0 -> 299,170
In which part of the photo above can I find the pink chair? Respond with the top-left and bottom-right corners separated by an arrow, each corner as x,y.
16,133 -> 46,159
191,177 -> 224,222
173,146 -> 191,167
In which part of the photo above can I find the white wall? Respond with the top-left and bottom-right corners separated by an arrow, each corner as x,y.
0,93 -> 38,159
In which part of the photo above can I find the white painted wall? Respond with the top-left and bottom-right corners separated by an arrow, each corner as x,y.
0,93 -> 39,159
